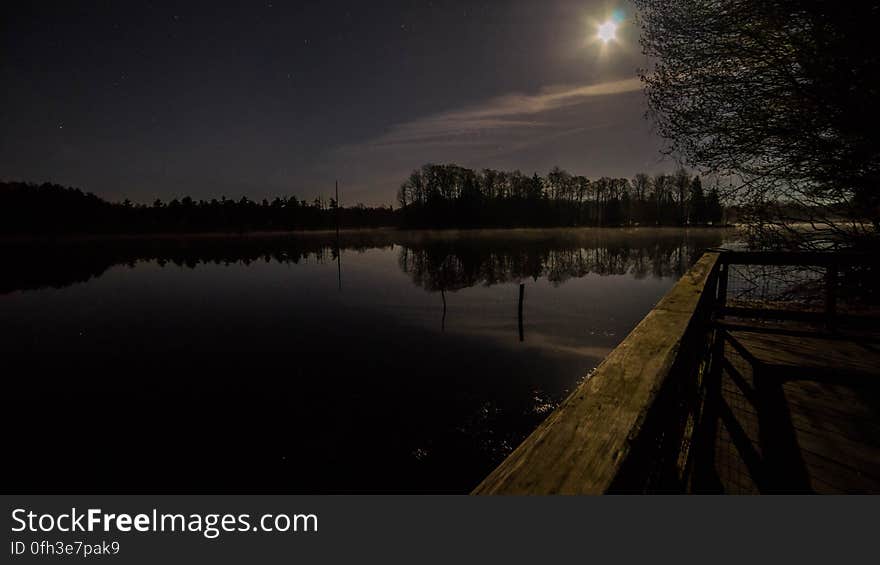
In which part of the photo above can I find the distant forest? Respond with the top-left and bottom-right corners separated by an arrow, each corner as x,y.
397,164 -> 724,228
2,165 -> 724,234
0,181 -> 393,235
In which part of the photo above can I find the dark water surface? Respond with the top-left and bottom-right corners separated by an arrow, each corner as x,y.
2,228 -> 732,492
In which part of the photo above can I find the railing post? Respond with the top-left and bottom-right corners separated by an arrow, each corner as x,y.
716,259 -> 729,316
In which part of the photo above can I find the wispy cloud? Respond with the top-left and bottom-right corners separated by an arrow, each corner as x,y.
362,77 -> 642,149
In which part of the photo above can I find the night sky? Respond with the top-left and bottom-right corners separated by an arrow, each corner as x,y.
2,1 -> 668,205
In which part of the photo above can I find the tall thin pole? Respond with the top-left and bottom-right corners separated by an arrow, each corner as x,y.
335,180 -> 342,292
335,180 -> 340,239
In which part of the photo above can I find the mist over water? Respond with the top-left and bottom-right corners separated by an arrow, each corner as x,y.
2,227 -> 733,492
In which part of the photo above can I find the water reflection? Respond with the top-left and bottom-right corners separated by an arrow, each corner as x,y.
2,228 -> 723,295
397,229 -> 716,291
1,228 -> 730,493
1,230 -> 396,294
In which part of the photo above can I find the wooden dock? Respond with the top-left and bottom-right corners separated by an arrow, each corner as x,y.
474,250 -> 880,494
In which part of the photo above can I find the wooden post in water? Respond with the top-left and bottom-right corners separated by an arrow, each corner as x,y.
336,246 -> 342,292
441,288 -> 447,332
518,283 -> 525,342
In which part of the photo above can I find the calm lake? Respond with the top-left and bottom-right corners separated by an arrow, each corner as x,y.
2,227 -> 733,492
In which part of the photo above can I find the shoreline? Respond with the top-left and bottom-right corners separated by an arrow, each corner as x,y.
0,224 -> 737,244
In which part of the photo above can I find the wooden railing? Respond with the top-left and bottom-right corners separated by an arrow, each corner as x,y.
473,250 -> 877,494
716,251 -> 878,325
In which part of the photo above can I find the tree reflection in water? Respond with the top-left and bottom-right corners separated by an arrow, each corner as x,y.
2,228 -> 726,295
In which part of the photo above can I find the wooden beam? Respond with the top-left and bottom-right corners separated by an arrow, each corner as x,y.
719,251 -> 876,267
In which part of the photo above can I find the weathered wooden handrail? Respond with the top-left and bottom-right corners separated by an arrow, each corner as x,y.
718,250 -> 875,267
473,252 -> 722,494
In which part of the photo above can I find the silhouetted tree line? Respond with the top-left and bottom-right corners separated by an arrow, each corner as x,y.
396,164 -> 724,228
1,173 -> 724,235
0,181 -> 395,235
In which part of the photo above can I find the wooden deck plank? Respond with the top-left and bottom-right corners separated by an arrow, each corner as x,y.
727,329 -> 880,375
700,320 -> 880,493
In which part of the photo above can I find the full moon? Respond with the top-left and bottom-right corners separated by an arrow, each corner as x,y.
597,20 -> 617,43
